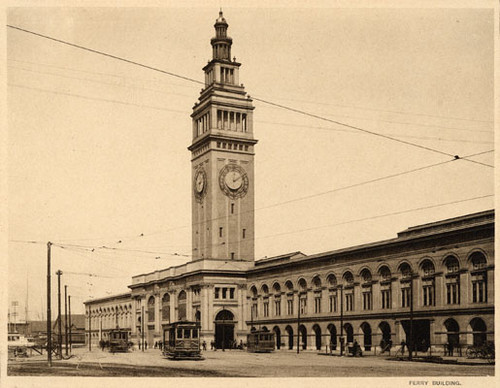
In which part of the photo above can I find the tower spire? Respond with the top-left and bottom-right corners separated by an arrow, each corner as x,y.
211,10 -> 232,61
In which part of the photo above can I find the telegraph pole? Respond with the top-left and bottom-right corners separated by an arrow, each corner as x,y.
68,295 -> 72,354
56,270 -> 63,359
46,242 -> 52,367
64,285 -> 68,356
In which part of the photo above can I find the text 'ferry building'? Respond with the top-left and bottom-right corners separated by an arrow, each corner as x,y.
84,12 -> 494,354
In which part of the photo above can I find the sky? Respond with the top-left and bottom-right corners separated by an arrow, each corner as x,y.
6,2 -> 495,320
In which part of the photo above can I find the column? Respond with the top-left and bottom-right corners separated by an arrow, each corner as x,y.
170,291 -> 176,322
154,293 -> 161,335
486,268 -> 494,303
459,271 -> 468,306
208,286 -> 215,332
435,275 -> 444,308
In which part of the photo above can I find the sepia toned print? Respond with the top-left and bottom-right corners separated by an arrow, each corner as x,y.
6,2 -> 495,384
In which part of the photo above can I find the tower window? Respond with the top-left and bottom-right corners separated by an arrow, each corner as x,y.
219,227 -> 223,237
231,252 -> 235,260
242,229 -> 246,239
231,203 -> 234,214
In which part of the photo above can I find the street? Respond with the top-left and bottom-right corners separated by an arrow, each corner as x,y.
7,347 -> 495,377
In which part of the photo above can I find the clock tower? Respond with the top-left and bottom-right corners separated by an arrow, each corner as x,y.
189,11 -> 257,262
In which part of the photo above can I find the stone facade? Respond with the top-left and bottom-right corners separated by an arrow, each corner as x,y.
84,12 -> 494,354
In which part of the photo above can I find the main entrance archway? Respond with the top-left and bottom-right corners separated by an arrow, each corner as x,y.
214,309 -> 235,349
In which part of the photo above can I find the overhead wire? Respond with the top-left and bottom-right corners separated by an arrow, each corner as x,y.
42,149 -> 494,246
7,24 -> 493,168
9,61 -> 492,136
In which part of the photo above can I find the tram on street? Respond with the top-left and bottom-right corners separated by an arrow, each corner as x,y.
108,329 -> 130,353
247,330 -> 275,353
162,321 -> 202,360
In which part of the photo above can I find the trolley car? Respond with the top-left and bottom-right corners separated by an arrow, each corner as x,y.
108,329 -> 130,353
162,321 -> 202,360
247,330 -> 275,353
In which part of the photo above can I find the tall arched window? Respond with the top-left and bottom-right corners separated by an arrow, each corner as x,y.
343,272 -> 354,311
469,252 -> 487,303
360,269 -> 372,311
379,266 -> 392,309
326,274 -> 338,313
162,293 -> 170,321
147,296 -> 155,322
420,260 -> 436,307
177,290 -> 187,320
261,284 -> 270,317
273,282 -> 281,317
285,280 -> 294,316
250,285 -> 258,319
298,278 -> 307,314
398,263 -> 412,308
312,276 -> 322,314
444,256 -> 460,305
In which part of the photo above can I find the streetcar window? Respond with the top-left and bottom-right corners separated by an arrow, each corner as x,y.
193,329 -> 198,338
177,328 -> 183,339
184,329 -> 191,338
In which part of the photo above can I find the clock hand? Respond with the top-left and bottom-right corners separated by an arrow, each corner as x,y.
233,173 -> 247,183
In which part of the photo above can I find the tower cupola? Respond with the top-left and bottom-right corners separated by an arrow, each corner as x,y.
211,10 -> 232,61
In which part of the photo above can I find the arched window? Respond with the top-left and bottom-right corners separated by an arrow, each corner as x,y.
161,293 -> 170,321
469,318 -> 487,346
444,256 -> 460,305
285,280 -> 294,316
326,274 -> 338,313
147,296 -> 155,322
398,263 -> 412,308
298,279 -> 307,314
343,272 -> 354,312
379,266 -> 392,309
469,252 -> 487,303
177,290 -> 186,320
312,276 -> 322,314
420,260 -> 436,306
272,282 -> 281,317
261,284 -> 270,317
360,269 -> 373,311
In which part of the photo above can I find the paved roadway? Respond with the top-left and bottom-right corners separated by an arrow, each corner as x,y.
8,347 -> 495,377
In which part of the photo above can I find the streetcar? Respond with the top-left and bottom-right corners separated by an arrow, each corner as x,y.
162,321 -> 202,360
108,329 -> 131,353
247,329 -> 275,353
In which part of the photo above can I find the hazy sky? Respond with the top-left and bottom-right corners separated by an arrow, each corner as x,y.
7,3 -> 494,319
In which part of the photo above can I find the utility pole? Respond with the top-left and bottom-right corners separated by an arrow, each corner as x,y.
46,242 -> 52,367
64,285 -> 68,356
68,295 -> 72,354
409,272 -> 414,361
340,285 -> 344,356
56,270 -> 63,359
296,293 -> 300,354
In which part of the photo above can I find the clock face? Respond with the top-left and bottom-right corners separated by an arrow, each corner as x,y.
194,168 -> 207,202
219,163 -> 249,199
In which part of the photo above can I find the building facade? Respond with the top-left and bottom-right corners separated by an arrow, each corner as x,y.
85,12 -> 494,354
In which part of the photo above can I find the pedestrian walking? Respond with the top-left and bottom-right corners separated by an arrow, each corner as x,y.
202,340 -> 207,351
400,340 -> 406,355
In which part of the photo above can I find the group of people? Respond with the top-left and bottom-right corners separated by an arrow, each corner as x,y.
201,340 -> 244,351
